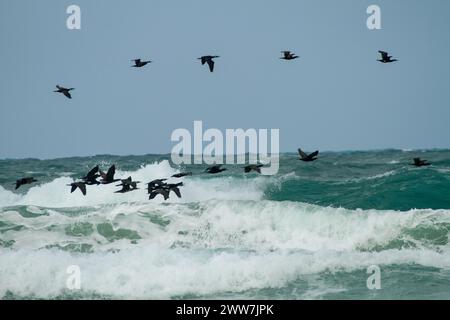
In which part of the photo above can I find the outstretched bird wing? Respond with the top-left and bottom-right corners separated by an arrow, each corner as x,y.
161,189 -> 170,200
378,51 -> 389,60
206,59 -> 215,72
78,183 -> 87,196
308,150 -> 319,159
86,165 -> 99,178
62,90 -> 72,99
106,165 -> 116,181
298,149 -> 308,159
171,187 -> 182,198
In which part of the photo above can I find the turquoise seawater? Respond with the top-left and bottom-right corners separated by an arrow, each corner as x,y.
0,150 -> 450,299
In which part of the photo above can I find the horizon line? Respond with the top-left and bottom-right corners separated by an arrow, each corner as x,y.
1,147 -> 449,161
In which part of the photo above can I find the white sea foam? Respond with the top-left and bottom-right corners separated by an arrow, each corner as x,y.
0,244 -> 449,299
1,198 -> 449,253
1,161 -> 450,299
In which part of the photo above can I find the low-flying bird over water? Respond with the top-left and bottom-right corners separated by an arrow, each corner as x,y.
166,182 -> 183,198
377,51 -> 398,63
298,149 -> 319,162
131,59 -> 152,68
280,51 -> 299,60
244,164 -> 264,174
198,55 -> 219,72
68,182 -> 87,196
149,182 -> 183,200
115,177 -> 140,193
411,158 -> 431,167
99,165 -> 119,184
15,177 -> 37,189
146,179 -> 167,193
82,166 -> 100,185
206,164 -> 227,174
171,172 -> 193,178
54,85 -> 74,99
149,187 -> 170,200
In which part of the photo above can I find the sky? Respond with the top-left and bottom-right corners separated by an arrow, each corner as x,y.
0,0 -> 449,159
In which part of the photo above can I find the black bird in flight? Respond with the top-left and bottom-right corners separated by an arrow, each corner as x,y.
244,164 -> 264,174
298,149 -> 319,162
280,51 -> 299,60
198,55 -> 219,72
131,59 -> 152,68
377,51 -> 398,63
171,172 -> 193,178
411,158 -> 431,167
68,182 -> 87,196
149,183 -> 183,200
149,187 -> 170,200
99,165 -> 120,184
166,182 -> 183,198
81,166 -> 101,185
146,179 -> 167,193
205,164 -> 227,174
115,176 -> 140,193
15,177 -> 37,190
54,85 -> 74,99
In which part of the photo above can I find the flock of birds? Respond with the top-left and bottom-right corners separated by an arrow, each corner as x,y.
53,50 -> 398,99
14,148 -> 432,201
14,49 -> 408,198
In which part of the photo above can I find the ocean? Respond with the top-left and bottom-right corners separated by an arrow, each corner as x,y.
1,149 -> 450,299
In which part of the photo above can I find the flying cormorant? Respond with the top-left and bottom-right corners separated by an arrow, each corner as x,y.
131,59 -> 152,68
411,158 -> 431,167
198,55 -> 219,72
280,51 -> 299,60
298,149 -> 319,162
81,166 -> 101,185
54,85 -> 74,99
15,177 -> 37,190
377,51 -> 398,63
68,182 -> 87,196
205,164 -> 227,174
244,164 -> 264,174
99,165 -> 120,184
171,172 -> 193,178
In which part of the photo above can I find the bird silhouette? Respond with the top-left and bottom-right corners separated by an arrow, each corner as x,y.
131,59 -> 152,68
205,164 -> 227,174
198,55 -> 219,72
298,149 -> 319,162
67,182 -> 87,196
280,51 -> 299,60
377,51 -> 398,63
54,85 -> 74,99
411,158 -> 431,167
15,177 -> 37,189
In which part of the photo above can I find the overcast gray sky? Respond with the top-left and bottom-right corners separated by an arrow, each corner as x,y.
1,0 -> 449,159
